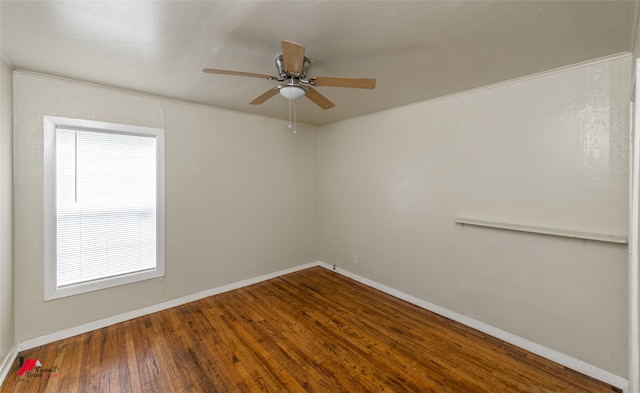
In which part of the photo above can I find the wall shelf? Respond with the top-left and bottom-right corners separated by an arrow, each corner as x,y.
455,218 -> 628,244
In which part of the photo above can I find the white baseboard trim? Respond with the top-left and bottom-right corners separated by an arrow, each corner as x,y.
0,344 -> 19,387
315,262 -> 629,393
12,260 -> 629,393
18,261 -> 322,352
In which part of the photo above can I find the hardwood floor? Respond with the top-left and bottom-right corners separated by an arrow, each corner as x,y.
1,266 -> 621,392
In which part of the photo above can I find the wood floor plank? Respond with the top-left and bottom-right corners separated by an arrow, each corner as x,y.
256,281 -> 405,392
227,287 -> 368,392
272,274 -> 472,389
271,273 -> 492,392
179,303 -> 239,392
0,267 -> 622,393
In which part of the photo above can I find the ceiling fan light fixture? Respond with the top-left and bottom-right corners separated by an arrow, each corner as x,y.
279,85 -> 306,100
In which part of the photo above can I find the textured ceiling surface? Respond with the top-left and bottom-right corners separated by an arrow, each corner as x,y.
0,1 -> 634,125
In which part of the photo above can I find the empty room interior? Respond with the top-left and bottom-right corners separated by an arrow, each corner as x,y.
1,1 -> 640,392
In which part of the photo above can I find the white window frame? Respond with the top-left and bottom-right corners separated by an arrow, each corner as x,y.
44,116 -> 165,300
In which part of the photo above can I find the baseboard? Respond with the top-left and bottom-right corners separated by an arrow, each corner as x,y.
0,344 -> 19,387
18,261 -> 322,351
315,262 -> 630,393
12,260 -> 629,392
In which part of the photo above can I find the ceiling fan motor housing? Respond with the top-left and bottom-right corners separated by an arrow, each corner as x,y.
276,54 -> 311,79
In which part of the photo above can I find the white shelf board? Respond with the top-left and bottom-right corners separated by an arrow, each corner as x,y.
455,218 -> 628,244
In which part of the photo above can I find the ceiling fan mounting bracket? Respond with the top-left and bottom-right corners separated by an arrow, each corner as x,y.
275,54 -> 311,80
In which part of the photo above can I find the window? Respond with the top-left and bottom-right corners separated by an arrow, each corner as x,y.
44,116 -> 164,300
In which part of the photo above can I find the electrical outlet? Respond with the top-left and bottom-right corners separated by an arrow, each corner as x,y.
352,254 -> 359,264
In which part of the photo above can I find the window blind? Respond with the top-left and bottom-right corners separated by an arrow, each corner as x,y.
56,128 -> 157,287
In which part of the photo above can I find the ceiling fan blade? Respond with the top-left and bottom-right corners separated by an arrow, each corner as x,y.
203,68 -> 276,80
306,87 -> 335,110
281,40 -> 305,75
312,77 -> 376,89
250,87 -> 279,105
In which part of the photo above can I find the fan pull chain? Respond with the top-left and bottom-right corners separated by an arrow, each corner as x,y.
293,99 -> 297,134
287,97 -> 297,134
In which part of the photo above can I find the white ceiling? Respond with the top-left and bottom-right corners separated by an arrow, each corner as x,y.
0,1 -> 635,125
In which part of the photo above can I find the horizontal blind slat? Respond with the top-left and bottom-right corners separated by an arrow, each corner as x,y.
56,128 -> 157,288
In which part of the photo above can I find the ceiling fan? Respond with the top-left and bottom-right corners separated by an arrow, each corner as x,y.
203,40 -> 376,110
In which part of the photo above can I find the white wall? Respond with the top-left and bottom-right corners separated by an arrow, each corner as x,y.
627,3 -> 640,389
318,55 -> 630,377
631,1 -> 640,92
0,59 -> 15,369
631,60 -> 640,393
12,72 -> 318,342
